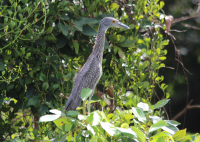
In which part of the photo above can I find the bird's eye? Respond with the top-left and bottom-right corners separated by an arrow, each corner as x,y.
112,20 -> 115,23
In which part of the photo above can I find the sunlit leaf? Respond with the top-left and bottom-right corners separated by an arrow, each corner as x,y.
149,120 -> 168,132
132,107 -> 146,123
67,111 -> 80,116
100,122 -> 117,136
39,114 -> 60,122
111,3 -> 119,11
137,102 -> 149,111
49,109 -> 61,115
116,127 -> 137,138
81,88 -> 92,101
153,99 -> 169,109
132,127 -> 146,142
53,118 -> 72,132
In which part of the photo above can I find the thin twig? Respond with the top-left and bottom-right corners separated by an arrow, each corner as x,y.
172,13 -> 200,25
182,23 -> 200,30
175,58 -> 193,75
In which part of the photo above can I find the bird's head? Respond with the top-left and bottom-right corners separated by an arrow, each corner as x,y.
100,17 -> 130,29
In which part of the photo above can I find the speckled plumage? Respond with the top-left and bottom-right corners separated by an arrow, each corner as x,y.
65,17 -> 129,111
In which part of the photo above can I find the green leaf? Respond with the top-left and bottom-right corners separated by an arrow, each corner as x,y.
159,57 -> 166,60
38,104 -> 49,115
84,0 -> 90,7
0,59 -> 6,71
7,83 -> 14,90
53,84 -> 59,90
74,17 -> 86,31
61,14 -> 70,20
153,99 -> 169,109
81,88 -> 92,101
121,123 -> 129,129
81,26 -> 97,36
162,40 -> 169,45
132,107 -> 146,123
85,18 -> 98,25
117,127 -> 137,138
10,21 -> 15,29
74,17 -> 86,25
56,72 -> 63,79
66,111 -> 80,117
123,114 -> 134,120
72,40 -> 79,54
162,123 -> 179,135
118,39 -> 135,47
44,35 -> 57,43
55,35 -> 67,49
74,24 -> 83,31
118,48 -> 127,63
165,120 -> 180,126
42,82 -> 49,91
4,17 -> 8,24
160,1 -> 165,9
100,122 -> 117,136
28,97 -> 40,106
25,76 -> 32,84
149,120 -> 168,132
110,3 -> 119,11
49,3 -> 57,16
53,118 -> 72,132
39,72 -> 47,81
132,127 -> 146,142
142,81 -> 149,88
58,23 -> 69,36
149,116 -> 162,124
26,84 -> 36,99
152,63 -> 160,69
64,72 -> 71,80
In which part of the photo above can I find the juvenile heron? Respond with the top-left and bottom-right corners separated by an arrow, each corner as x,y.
65,17 -> 129,113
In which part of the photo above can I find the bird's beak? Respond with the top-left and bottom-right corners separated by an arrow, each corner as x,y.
117,22 -> 130,29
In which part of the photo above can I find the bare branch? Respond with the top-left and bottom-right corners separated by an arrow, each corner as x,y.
172,100 -> 200,120
175,58 -> 193,75
172,13 -> 200,25
182,23 -> 200,30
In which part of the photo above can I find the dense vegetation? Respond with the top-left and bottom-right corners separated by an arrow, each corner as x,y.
0,0 -> 199,141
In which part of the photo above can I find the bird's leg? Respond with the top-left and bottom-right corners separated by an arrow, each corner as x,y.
83,100 -> 87,115
87,95 -> 92,114
87,91 -> 94,114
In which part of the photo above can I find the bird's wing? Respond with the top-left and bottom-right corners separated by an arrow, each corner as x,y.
65,55 -> 101,110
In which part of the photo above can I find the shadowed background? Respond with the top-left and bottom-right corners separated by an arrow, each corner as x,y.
159,0 -> 200,133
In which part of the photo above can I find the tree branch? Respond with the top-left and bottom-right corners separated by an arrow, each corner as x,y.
172,100 -> 200,120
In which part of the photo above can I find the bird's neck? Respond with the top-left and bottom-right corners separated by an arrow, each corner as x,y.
92,25 -> 108,62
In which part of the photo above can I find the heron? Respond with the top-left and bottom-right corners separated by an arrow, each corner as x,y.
65,17 -> 130,113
